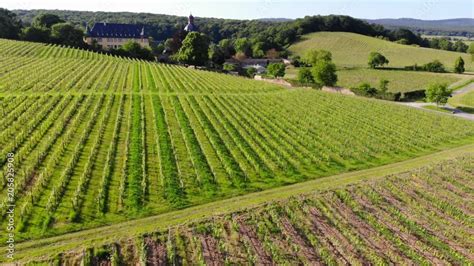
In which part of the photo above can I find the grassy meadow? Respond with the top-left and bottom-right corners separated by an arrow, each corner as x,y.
449,89 -> 474,108
285,67 -> 466,93
289,32 -> 473,71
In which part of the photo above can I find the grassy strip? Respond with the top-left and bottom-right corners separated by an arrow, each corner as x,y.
449,78 -> 474,92
422,105 -> 452,113
6,143 -> 474,263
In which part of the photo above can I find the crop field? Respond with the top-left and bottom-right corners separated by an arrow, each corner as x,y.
285,67 -> 464,92
1,39 -> 474,247
31,156 -> 474,265
289,32 -> 473,71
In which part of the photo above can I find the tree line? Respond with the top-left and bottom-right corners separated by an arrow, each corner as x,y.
2,8 -> 473,66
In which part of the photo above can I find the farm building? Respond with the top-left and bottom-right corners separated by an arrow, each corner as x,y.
84,22 -> 149,50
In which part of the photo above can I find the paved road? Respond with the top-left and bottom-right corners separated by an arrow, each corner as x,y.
398,81 -> 474,121
452,81 -> 474,96
398,102 -> 474,121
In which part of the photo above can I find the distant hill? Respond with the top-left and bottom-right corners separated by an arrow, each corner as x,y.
365,18 -> 474,36
289,31 -> 473,70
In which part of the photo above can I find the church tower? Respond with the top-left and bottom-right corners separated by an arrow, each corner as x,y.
184,14 -> 198,32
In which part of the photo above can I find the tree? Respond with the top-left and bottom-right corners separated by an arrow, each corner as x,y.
454,57 -> 465,74
311,60 -> 337,86
267,63 -> 286,78
425,83 -> 451,106
51,23 -> 84,47
378,79 -> 389,93
390,28 -> 422,45
234,38 -> 252,57
423,60 -> 445,73
21,26 -> 51,43
209,43 -> 225,65
303,49 -> 332,65
176,32 -> 210,66
0,8 -> 22,39
368,52 -> 389,68
251,42 -> 265,58
437,38 -> 452,51
32,14 -> 64,28
297,67 -> 314,84
120,41 -> 153,60
453,40 -> 468,53
218,38 -> 235,58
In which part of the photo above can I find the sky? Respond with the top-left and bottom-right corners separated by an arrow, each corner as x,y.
2,0 -> 473,20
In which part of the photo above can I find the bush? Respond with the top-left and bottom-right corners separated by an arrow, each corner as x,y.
297,67 -> 314,84
290,55 -> 302,67
311,60 -> 337,86
378,79 -> 389,93
118,41 -> 154,61
223,62 -> 237,72
351,82 -> 400,101
245,67 -> 257,77
423,60 -> 445,73
352,83 -> 378,97
267,62 -> 286,78
402,90 -> 426,101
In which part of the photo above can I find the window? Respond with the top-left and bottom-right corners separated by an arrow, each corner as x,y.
98,38 -> 102,42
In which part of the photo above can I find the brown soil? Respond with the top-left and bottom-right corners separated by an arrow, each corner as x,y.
237,218 -> 274,265
373,185 -> 474,261
122,239 -> 140,266
410,176 -> 474,215
145,236 -> 167,266
200,234 -> 224,265
328,195 -> 411,265
279,216 -> 322,264
352,191 -> 449,265
222,220 -> 250,264
307,206 -> 362,264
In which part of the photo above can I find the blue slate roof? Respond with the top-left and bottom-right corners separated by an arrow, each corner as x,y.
87,23 -> 147,38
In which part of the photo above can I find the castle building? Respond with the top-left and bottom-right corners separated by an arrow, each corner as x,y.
184,14 -> 198,32
84,23 -> 149,50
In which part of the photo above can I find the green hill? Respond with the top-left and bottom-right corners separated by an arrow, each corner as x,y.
1,39 -> 473,261
289,32 -> 473,71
